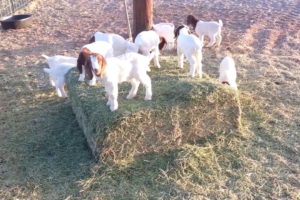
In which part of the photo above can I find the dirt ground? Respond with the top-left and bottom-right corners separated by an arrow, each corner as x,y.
0,0 -> 299,199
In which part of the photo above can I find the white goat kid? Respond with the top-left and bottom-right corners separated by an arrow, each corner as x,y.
175,25 -> 204,78
134,30 -> 165,69
153,23 -> 175,49
77,41 -> 113,86
218,56 -> 238,90
90,32 -> 135,56
42,55 -> 77,87
187,15 -> 223,47
42,55 -> 77,97
88,52 -> 153,111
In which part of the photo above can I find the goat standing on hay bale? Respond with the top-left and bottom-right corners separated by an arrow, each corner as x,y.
77,41 -> 113,86
174,25 -> 204,78
219,56 -> 238,90
133,30 -> 167,69
187,15 -> 223,47
83,49 -> 153,111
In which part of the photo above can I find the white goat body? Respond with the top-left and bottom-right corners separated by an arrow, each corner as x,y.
153,23 -> 175,49
175,25 -> 204,78
134,30 -> 162,68
219,56 -> 237,90
90,32 -> 134,56
187,15 -> 223,47
195,20 -> 223,47
90,52 -> 152,111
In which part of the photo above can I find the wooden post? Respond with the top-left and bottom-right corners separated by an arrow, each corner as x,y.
133,0 -> 153,38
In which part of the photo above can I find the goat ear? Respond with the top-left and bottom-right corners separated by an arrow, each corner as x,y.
159,37 -> 167,50
82,47 -> 91,57
97,55 -> 107,78
89,36 -> 95,43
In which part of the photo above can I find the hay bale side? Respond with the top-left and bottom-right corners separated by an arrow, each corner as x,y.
66,65 -> 241,162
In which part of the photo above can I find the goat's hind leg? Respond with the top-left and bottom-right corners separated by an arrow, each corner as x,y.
177,48 -> 184,69
187,56 -> 197,77
127,79 -> 140,99
216,31 -> 222,46
154,47 -> 161,68
207,33 -> 217,47
138,74 -> 152,100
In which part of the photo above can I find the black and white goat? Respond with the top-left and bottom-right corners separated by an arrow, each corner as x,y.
133,30 -> 167,69
187,15 -> 223,47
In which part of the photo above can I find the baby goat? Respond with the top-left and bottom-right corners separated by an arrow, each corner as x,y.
174,25 -> 204,78
42,55 -> 76,97
153,23 -> 175,49
134,30 -> 167,69
85,50 -> 153,111
89,32 -> 136,56
218,56 -> 238,90
187,15 -> 223,47
77,41 -> 113,86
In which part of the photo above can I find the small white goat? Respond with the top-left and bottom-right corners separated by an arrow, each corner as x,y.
77,41 -> 113,86
89,32 -> 136,56
174,25 -> 204,78
133,30 -> 166,68
42,55 -> 77,97
218,56 -> 238,90
153,23 -> 175,49
187,15 -> 223,47
85,50 -> 153,111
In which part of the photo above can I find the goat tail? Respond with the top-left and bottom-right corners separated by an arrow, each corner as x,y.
41,54 -> 49,59
219,20 -> 223,27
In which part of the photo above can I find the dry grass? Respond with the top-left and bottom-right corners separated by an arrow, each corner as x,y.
66,56 -> 241,163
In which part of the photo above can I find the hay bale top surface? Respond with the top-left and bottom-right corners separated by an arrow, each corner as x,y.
67,57 -> 241,164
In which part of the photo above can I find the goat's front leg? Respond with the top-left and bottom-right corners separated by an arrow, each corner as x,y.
78,66 -> 86,82
177,49 -> 184,69
88,71 -> 97,86
55,86 -> 63,97
154,47 -> 161,68
216,32 -> 222,46
139,74 -> 152,100
108,83 -> 118,111
59,85 -> 67,98
187,56 -> 197,77
50,78 -> 56,87
127,79 -> 140,99
207,33 -> 217,47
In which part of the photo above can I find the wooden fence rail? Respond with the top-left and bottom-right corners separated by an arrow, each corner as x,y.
0,0 -> 32,17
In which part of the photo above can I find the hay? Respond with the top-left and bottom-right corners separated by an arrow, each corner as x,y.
66,57 -> 242,164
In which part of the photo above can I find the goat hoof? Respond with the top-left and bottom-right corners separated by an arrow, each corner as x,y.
88,80 -> 96,86
126,95 -> 135,99
110,106 -> 118,112
144,96 -> 152,101
78,75 -> 85,82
